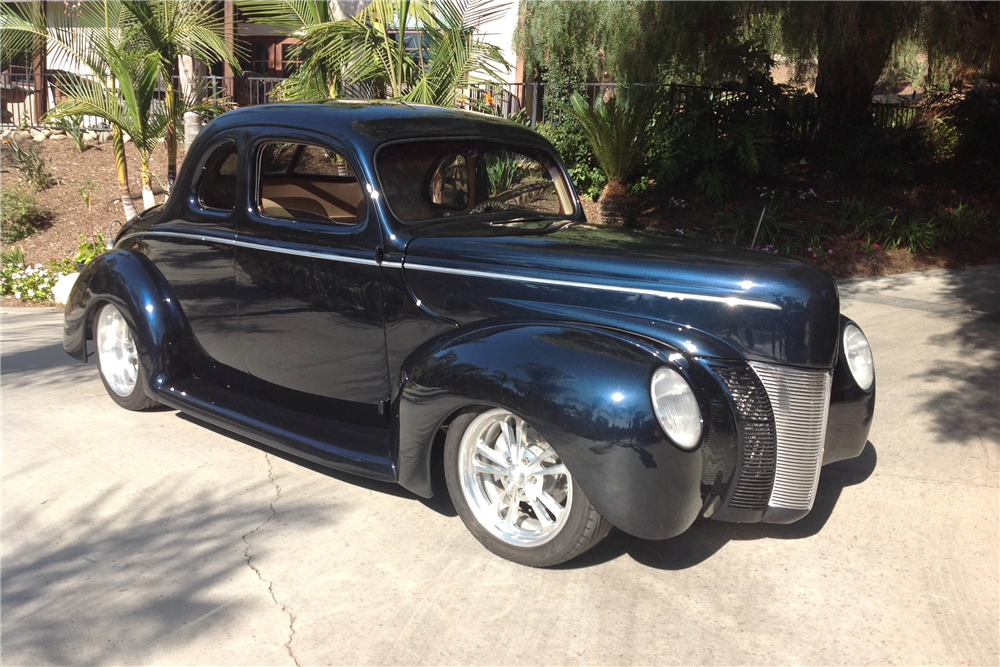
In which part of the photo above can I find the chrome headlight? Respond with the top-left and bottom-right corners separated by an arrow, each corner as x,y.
651,367 -> 702,449
843,323 -> 874,391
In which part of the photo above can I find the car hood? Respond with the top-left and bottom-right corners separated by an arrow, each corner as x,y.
401,221 -> 840,368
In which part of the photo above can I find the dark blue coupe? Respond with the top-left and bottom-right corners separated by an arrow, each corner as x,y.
64,101 -> 875,567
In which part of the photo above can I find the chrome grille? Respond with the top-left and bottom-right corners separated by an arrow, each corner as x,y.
750,362 -> 833,512
712,364 -> 776,511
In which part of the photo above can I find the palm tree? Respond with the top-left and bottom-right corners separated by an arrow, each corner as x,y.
47,37 -> 170,211
565,91 -> 654,227
120,1 -> 240,192
242,0 -> 509,106
0,0 -> 141,220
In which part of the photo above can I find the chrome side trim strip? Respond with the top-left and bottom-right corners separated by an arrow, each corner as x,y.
116,231 -> 380,267
401,262 -> 781,310
750,362 -> 833,512
118,230 -> 780,310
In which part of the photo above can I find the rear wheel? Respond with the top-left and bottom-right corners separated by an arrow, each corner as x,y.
444,408 -> 611,567
94,303 -> 158,411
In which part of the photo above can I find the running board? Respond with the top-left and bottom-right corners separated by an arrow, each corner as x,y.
155,378 -> 396,483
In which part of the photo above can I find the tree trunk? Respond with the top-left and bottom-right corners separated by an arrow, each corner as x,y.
814,2 -> 902,130
140,161 -> 155,211
112,127 -> 139,221
598,180 -> 634,227
165,58 -> 180,196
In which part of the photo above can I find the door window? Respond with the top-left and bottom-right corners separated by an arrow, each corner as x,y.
256,142 -> 365,225
198,143 -> 238,211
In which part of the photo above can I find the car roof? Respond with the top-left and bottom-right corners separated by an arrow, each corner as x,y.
204,100 -> 547,152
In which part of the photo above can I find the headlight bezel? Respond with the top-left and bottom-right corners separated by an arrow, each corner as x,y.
650,366 -> 704,450
842,322 -> 875,391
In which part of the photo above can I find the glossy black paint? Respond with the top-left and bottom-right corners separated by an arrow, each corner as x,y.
397,322 -> 723,539
64,101 -> 872,541
823,316 -> 876,465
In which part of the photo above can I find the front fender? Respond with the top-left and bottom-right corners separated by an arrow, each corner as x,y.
396,322 -> 715,540
63,250 -> 195,392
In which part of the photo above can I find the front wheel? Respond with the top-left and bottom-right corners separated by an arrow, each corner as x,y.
94,303 -> 159,411
444,408 -> 611,567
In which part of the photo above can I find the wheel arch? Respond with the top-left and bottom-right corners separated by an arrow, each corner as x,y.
63,250 -> 198,393
394,321 -> 709,540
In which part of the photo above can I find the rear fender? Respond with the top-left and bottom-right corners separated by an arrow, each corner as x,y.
395,322 -> 713,540
63,250 -> 196,392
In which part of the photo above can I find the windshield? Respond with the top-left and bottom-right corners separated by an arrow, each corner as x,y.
376,140 -> 577,224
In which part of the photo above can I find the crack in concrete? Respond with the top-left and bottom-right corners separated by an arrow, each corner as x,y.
241,454 -> 301,667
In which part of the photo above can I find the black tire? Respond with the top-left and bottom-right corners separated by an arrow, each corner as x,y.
443,410 -> 612,567
94,303 -> 159,411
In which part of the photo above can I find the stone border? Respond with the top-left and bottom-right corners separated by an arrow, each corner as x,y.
1,126 -> 115,144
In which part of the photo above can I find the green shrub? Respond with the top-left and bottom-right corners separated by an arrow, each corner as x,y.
714,202 -> 796,253
883,216 -> 941,252
73,233 -> 107,265
937,201 -> 996,243
0,258 -> 68,302
2,140 -> 56,191
536,121 -> 606,200
835,197 -> 897,235
49,114 -> 88,152
0,189 -> 48,243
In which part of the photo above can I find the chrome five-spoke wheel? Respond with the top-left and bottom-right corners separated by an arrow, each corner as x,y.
94,303 -> 157,411
459,409 -> 572,546
444,408 -> 611,567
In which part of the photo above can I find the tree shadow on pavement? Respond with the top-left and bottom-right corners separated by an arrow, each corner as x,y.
914,267 -> 1000,445
1,477 -> 330,665
561,441 -> 878,570
175,413 -> 459,518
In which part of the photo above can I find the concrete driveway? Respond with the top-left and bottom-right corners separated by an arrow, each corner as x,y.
2,265 -> 998,666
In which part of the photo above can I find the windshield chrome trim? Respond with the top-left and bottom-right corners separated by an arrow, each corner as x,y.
400,262 -> 782,310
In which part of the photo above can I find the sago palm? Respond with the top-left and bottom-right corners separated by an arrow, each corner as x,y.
0,0 -> 141,220
565,91 -> 654,227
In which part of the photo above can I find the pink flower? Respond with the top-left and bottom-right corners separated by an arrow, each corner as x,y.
828,249 -> 833,254
807,247 -> 812,252
812,253 -> 817,258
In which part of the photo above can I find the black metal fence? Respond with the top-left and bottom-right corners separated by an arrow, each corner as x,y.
2,72 -> 922,147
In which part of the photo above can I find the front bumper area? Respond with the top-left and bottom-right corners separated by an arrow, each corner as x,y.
703,346 -> 875,525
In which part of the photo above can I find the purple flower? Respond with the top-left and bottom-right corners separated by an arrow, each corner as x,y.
828,249 -> 833,254
812,253 -> 817,258
807,247 -> 812,252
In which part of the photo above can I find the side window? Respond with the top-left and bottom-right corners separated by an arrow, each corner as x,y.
482,150 -> 562,215
294,144 -> 355,177
257,141 -> 365,225
198,143 -> 238,211
429,154 -> 468,209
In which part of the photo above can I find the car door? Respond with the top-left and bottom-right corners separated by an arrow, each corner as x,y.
234,132 -> 391,455
138,134 -> 244,375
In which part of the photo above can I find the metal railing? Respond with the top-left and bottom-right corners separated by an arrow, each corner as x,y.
2,72 -> 924,144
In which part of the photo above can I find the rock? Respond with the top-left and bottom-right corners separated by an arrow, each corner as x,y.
0,129 -> 10,140
50,134 -> 67,140
98,131 -> 112,142
48,127 -> 64,135
83,130 -> 98,140
122,132 -> 131,142
41,129 -> 51,138
34,133 -> 46,142
52,273 -> 80,306
17,130 -> 32,140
